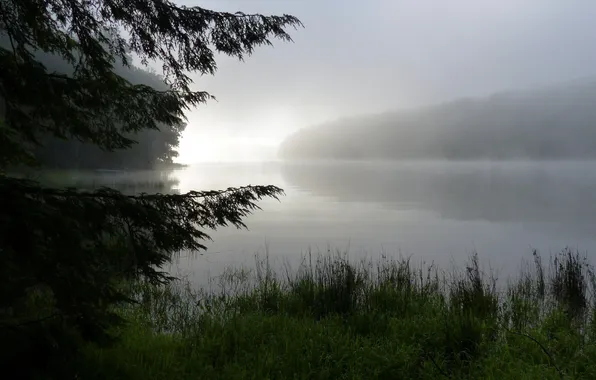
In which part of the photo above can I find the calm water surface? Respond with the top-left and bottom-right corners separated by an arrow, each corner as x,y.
161,161 -> 596,284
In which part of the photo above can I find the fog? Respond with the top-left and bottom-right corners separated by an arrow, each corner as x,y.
173,0 -> 596,163
280,80 -> 596,160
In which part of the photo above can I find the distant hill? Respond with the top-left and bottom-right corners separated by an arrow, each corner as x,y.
279,80 -> 596,161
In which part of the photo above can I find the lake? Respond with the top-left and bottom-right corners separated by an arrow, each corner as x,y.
162,160 -> 596,285
42,161 -> 596,286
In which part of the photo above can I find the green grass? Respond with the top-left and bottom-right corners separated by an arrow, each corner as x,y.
77,249 -> 596,379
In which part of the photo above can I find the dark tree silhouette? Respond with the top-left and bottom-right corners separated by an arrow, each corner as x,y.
0,1 -> 301,376
27,53 -> 188,170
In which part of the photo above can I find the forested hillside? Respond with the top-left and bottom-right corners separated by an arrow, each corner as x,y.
279,80 -> 596,161
1,36 -> 185,170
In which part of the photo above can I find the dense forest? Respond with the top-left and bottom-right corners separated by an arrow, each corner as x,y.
279,80 -> 596,161
0,36 -> 185,170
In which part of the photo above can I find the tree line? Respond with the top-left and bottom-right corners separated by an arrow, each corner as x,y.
279,80 -> 596,161
0,34 -> 185,170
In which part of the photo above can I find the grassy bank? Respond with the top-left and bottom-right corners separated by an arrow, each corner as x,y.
78,249 -> 596,379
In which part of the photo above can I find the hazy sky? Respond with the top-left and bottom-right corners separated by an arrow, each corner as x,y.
173,0 -> 596,163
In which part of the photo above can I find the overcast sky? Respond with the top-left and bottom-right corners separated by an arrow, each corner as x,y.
172,0 -> 596,163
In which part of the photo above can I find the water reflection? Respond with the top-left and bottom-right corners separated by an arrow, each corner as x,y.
27,169 -> 181,195
25,162 -> 596,285
281,161 -> 596,227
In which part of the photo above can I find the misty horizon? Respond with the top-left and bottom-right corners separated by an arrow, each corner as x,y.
172,0 -> 596,163
174,75 -> 596,164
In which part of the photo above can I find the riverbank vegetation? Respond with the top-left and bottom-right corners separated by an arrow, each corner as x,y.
72,249 -> 596,379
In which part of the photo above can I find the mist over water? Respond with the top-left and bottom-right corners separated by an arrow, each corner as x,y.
159,1 -> 596,288
24,0 -> 596,287
158,160 -> 596,286
52,160 -> 596,287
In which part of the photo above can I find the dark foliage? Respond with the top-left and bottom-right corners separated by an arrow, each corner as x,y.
0,178 -> 283,337
26,53 -> 189,169
0,0 -> 300,377
551,248 -> 589,318
0,0 -> 301,165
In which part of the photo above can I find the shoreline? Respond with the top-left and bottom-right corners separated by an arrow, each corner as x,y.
79,249 -> 596,379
